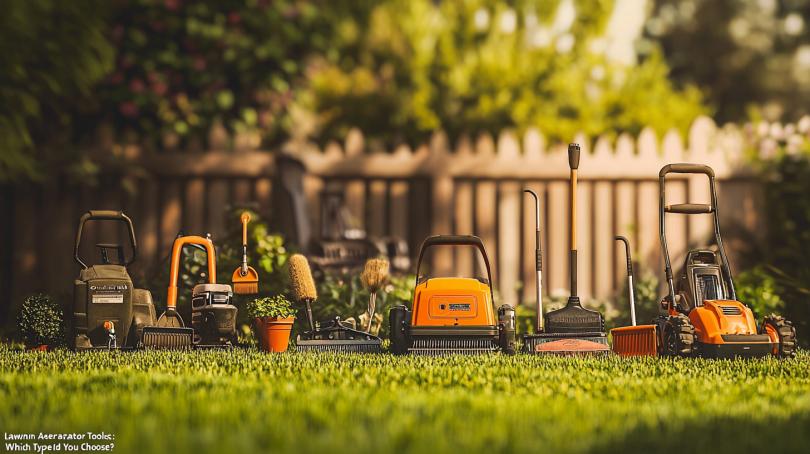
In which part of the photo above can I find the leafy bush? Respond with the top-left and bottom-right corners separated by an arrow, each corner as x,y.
16,294 -> 64,347
246,295 -> 297,320
0,0 -> 113,181
304,0 -> 706,145
735,266 -> 786,318
96,0 -> 375,147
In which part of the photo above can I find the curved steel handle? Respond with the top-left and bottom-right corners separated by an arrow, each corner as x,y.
74,210 -> 137,268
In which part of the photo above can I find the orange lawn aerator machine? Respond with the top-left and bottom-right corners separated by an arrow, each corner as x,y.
654,163 -> 796,358
389,235 -> 516,355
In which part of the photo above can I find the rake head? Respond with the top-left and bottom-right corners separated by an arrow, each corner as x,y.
295,339 -> 382,353
409,336 -> 500,355
141,326 -> 194,349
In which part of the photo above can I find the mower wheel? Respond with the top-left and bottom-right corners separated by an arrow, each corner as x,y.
389,305 -> 410,355
762,315 -> 797,358
662,314 -> 695,357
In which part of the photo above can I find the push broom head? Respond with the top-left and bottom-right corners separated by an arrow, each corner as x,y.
232,267 -> 259,295
289,254 -> 317,302
360,258 -> 389,292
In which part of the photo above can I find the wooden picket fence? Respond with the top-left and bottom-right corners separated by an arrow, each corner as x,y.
0,116 -> 769,324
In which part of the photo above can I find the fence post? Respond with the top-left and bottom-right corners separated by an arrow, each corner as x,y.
429,131 -> 454,276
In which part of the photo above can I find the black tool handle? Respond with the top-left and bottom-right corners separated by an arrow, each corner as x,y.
568,143 -> 580,170
615,236 -> 633,278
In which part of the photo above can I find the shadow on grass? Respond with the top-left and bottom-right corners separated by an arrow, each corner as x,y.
590,412 -> 810,454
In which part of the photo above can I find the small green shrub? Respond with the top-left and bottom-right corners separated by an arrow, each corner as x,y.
16,294 -> 64,347
735,266 -> 786,318
246,295 -> 297,320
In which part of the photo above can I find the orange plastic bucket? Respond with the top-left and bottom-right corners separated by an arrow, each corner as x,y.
611,325 -> 658,356
255,317 -> 295,352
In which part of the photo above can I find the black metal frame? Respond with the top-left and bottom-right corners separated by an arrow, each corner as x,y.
74,210 -> 138,269
413,235 -> 495,304
659,164 -> 737,311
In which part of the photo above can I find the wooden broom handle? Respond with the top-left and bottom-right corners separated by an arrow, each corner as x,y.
241,212 -> 250,246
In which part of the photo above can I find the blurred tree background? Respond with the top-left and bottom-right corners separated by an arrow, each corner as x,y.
644,0 -> 810,122
2,0 -> 713,182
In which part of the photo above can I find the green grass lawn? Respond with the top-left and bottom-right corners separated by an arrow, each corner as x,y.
1,347 -> 809,454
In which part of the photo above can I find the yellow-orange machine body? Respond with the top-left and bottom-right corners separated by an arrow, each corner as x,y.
389,235 -> 515,355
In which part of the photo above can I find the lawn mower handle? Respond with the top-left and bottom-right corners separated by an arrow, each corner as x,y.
414,235 -> 494,302
659,163 -> 714,177
658,163 -> 737,306
74,210 -> 138,269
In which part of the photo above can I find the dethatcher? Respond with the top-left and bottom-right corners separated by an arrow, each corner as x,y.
389,235 -> 516,355
522,144 -> 609,354
652,163 -> 797,358
289,254 -> 383,353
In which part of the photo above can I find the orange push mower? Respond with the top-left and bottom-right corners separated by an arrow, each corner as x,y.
389,235 -> 516,355
616,163 -> 797,358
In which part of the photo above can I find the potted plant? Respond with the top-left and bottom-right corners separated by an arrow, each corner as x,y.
17,294 -> 64,351
247,295 -> 296,352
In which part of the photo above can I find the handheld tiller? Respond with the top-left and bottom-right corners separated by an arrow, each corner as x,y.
522,144 -> 609,354
72,210 -> 156,350
610,236 -> 658,356
290,254 -> 382,353
389,235 -> 516,355
656,163 -> 796,358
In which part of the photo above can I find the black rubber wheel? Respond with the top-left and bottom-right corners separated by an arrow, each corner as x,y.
388,305 -> 410,355
762,315 -> 797,358
661,314 -> 695,357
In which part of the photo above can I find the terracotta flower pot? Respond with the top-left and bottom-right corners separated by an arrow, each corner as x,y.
255,316 -> 295,352
29,345 -> 48,352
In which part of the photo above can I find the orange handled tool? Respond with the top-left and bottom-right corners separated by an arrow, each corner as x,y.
232,212 -> 259,294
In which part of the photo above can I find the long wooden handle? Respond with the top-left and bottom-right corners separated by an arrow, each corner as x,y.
240,212 -> 250,246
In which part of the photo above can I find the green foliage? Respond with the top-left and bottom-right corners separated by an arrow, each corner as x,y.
97,0 -> 377,147
246,295 -> 296,320
16,295 -> 64,347
735,266 -> 786,317
305,0 -> 706,145
646,0 -> 810,123
0,0 -> 113,181
1,347 -> 809,453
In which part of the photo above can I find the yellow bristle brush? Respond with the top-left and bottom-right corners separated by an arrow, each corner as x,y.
289,254 -> 318,331
360,258 -> 389,333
